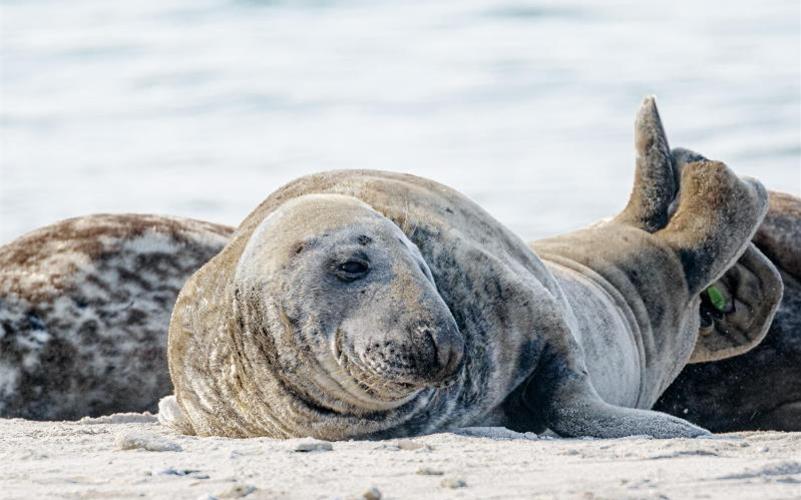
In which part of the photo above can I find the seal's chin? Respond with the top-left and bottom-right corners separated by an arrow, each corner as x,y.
301,333 -> 418,412
339,353 -> 422,402
309,329 -> 427,410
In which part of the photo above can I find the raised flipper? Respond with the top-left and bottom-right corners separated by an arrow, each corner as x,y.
655,159 -> 768,296
614,96 -> 680,233
623,103 -> 776,359
615,100 -> 770,300
616,100 -> 769,298
670,148 -> 784,363
616,101 -> 779,362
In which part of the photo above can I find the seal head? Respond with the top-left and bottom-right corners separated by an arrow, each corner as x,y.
235,194 -> 464,409
168,193 -> 465,439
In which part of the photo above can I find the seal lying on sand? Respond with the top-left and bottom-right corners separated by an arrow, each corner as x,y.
656,186 -> 799,432
0,214 -> 232,420
163,97 -> 777,440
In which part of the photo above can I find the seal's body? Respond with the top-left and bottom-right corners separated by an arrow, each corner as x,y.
656,191 -> 800,431
165,98 -> 779,440
0,214 -> 232,420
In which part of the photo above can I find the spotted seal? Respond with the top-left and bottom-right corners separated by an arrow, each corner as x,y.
655,189 -> 799,431
163,97 -> 776,440
0,214 -> 232,420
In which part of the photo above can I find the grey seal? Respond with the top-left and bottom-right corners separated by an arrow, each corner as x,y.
0,214 -> 232,420
655,189 -> 799,431
164,97 -> 774,440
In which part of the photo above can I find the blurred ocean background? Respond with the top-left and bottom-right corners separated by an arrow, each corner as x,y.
1,0 -> 799,244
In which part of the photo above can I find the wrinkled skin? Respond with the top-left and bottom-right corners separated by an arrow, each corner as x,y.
656,191 -> 800,431
165,97 -> 775,440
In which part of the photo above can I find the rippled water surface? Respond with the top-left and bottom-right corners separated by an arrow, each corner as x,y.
1,0 -> 799,243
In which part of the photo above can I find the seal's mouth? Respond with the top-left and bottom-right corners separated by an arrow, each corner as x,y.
330,328 -> 422,404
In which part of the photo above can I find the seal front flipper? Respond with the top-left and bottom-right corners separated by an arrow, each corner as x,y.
547,390 -> 710,439
530,353 -> 709,438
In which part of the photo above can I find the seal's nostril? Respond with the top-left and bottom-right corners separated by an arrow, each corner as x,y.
420,327 -> 464,384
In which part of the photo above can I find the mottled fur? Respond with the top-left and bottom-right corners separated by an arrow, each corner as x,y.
656,191 -> 801,431
166,97 -> 772,440
0,214 -> 232,419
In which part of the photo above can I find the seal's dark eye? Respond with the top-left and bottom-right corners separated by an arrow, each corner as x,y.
334,259 -> 370,282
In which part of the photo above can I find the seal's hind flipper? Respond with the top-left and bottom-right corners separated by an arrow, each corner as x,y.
615,96 -> 679,232
669,149 -> 784,363
690,244 -> 782,363
656,160 -> 769,296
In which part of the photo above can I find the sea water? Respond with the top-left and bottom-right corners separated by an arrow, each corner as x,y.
1,0 -> 799,243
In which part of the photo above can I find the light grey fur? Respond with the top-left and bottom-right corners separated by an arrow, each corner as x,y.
165,97 -> 771,440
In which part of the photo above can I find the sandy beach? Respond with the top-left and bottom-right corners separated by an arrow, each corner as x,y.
2,413 -> 800,499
